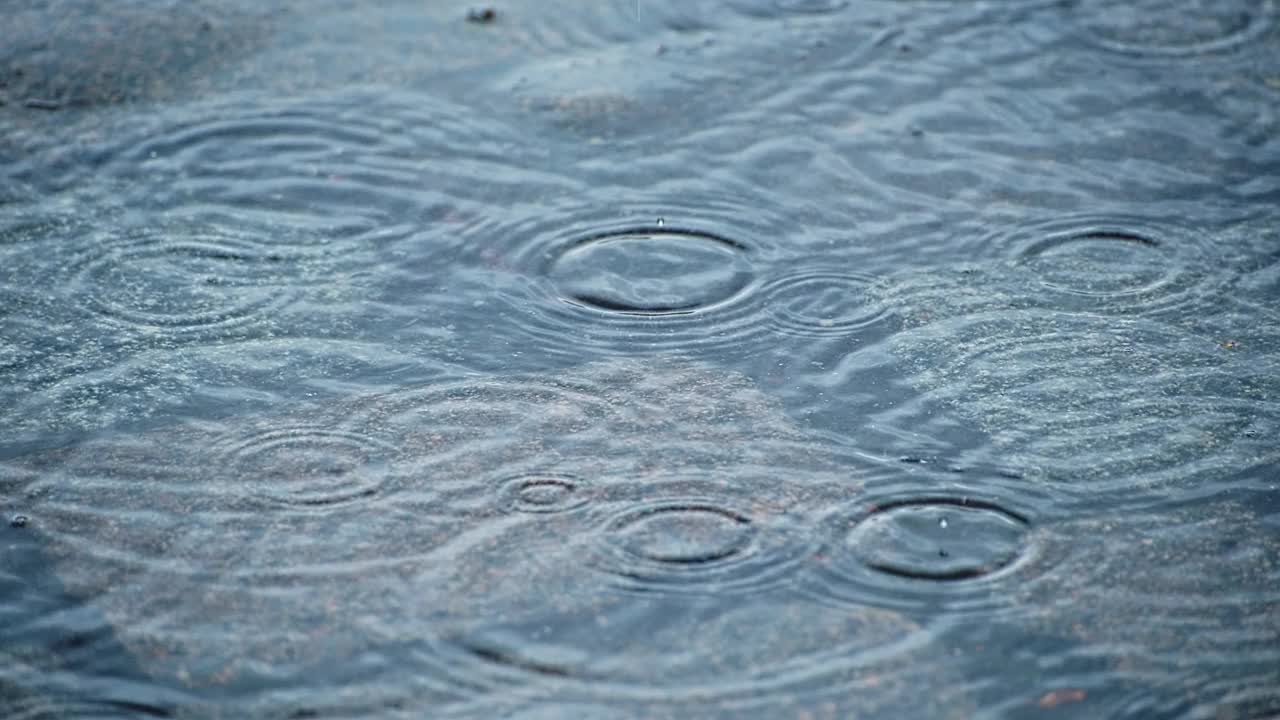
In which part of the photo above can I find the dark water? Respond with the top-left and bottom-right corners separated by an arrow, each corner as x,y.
2,1 -> 1279,717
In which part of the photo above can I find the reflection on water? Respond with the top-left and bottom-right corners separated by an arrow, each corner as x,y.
2,0 -> 1279,717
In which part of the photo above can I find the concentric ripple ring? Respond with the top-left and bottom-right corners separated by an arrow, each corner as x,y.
216,426 -> 396,509
545,227 -> 754,316
1069,0 -> 1276,57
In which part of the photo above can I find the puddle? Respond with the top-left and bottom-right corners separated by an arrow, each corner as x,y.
12,360 -> 954,713
2,0 -> 1279,717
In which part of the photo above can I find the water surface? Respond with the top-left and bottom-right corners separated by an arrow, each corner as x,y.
2,0 -> 1279,717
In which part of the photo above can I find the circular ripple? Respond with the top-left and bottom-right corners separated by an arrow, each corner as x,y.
546,228 -> 753,316
587,495 -> 816,597
804,493 -> 1038,612
432,593 -> 929,706
724,0 -> 851,16
883,301 -> 1280,499
762,270 -> 888,337
215,426 -> 397,509
71,231 -> 296,334
775,0 -> 849,13
1021,230 -> 1165,298
428,479 -> 930,705
17,360 -> 924,712
500,473 -> 593,514
468,208 -> 780,358
69,89 -> 515,230
848,499 -> 1029,581
1069,0 -> 1275,57
1001,216 -> 1218,316
608,502 -> 753,564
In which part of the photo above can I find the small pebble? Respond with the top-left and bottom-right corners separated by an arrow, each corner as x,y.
466,7 -> 497,24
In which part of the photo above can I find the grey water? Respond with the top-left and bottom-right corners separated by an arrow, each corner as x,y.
2,0 -> 1279,717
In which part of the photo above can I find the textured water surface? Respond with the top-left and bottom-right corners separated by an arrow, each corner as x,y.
2,0 -> 1279,718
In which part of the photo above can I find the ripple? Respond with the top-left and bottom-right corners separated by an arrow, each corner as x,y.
69,231 -> 297,335
1068,0 -> 1276,57
485,3 -> 895,144
434,593 -> 930,705
516,219 -> 763,345
802,489 -> 1040,612
18,359 -> 875,709
443,196 -> 789,360
609,502 -> 752,564
882,282 -> 1280,499
211,426 -> 396,509
546,228 -> 753,315
0,212 -> 84,249
773,0 -> 850,13
0,338 -> 446,455
773,0 -> 844,11
56,89 -> 522,229
500,473 -> 594,514
1020,230 -> 1163,297
762,269 -> 888,337
586,492 -> 815,597
997,215 -> 1218,317
722,0 -> 854,19
1012,501 -> 1280,715
846,498 -> 1030,581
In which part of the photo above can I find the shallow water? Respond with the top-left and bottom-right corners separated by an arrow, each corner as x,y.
2,1 -> 1279,718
